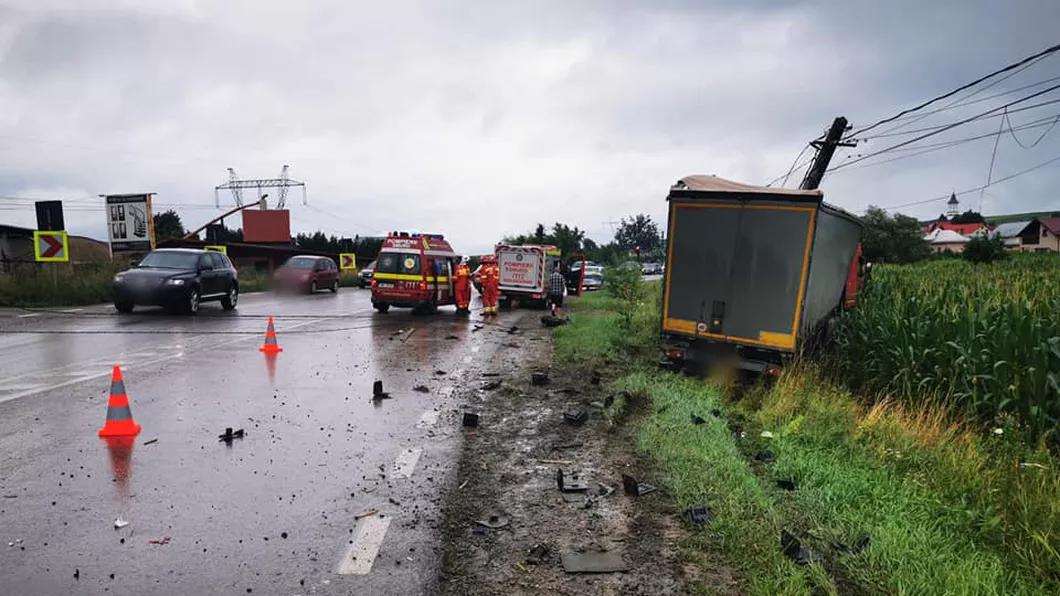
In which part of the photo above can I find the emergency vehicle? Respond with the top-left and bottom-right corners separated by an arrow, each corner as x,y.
370,232 -> 462,314
494,244 -> 562,309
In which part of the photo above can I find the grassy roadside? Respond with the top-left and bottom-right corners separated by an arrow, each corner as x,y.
554,284 -> 1060,595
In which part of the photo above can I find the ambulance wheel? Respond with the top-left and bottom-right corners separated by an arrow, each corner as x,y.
375,303 -> 390,314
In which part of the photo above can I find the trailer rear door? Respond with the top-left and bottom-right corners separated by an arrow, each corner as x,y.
724,205 -> 815,350
663,201 -> 816,352
663,202 -> 741,336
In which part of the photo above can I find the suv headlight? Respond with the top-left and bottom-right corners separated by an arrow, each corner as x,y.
113,274 -> 125,283
165,278 -> 186,286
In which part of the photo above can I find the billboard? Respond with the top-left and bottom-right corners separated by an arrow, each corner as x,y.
242,209 -> 291,243
105,194 -> 155,253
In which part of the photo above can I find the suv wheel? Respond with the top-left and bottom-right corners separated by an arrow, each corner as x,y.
330,279 -> 338,293
221,284 -> 238,311
186,287 -> 201,315
115,302 -> 134,313
309,280 -> 318,294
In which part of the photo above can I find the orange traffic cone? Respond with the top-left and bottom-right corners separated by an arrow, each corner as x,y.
98,366 -> 142,438
259,317 -> 283,353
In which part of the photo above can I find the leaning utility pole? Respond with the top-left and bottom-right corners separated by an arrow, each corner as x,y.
799,117 -> 856,190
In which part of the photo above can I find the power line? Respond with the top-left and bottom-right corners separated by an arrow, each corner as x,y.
875,153 -> 1060,211
827,113 -> 1060,173
828,82 -> 1060,172
850,97 -> 1060,140
844,42 -> 1060,140
764,144 -> 813,187
1004,108 -> 1060,148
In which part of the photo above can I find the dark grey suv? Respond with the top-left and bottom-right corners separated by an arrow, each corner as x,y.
113,248 -> 239,314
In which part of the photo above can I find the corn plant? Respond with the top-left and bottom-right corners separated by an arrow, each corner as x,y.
835,254 -> 1060,441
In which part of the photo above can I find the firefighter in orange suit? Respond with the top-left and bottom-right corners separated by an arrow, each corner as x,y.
481,256 -> 500,317
453,257 -> 472,314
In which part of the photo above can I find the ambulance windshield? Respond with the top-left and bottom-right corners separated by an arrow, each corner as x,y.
377,252 -> 421,275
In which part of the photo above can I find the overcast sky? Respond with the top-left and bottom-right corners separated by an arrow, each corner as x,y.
1,0 -> 1059,254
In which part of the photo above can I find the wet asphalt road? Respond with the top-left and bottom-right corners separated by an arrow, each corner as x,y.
0,288 -> 528,596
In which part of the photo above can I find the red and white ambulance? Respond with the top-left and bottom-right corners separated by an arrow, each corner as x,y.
370,232 -> 462,314
494,243 -> 562,309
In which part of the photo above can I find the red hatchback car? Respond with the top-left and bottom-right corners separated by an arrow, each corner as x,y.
274,255 -> 340,293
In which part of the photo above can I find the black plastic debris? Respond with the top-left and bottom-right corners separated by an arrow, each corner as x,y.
563,410 -> 588,427
556,469 -> 588,493
683,505 -> 714,526
482,380 -> 502,391
710,409 -> 722,418
462,413 -> 480,428
832,535 -> 871,556
218,428 -> 245,443
541,315 -> 569,327
507,326 -> 519,334
590,371 -> 602,385
753,450 -> 776,464
621,474 -> 657,497
776,479 -> 797,491
474,514 -> 510,529
482,372 -> 501,378
781,530 -> 824,566
690,413 -> 707,425
561,551 -> 629,573
531,372 -> 549,386
434,370 -> 447,376
372,381 -> 390,400
526,543 -> 550,565
445,335 -> 459,340
413,385 -> 430,393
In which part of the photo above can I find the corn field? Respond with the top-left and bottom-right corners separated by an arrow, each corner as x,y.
835,254 -> 1060,440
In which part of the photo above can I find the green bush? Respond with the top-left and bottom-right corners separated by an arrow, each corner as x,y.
964,234 -> 1010,264
0,264 -> 121,307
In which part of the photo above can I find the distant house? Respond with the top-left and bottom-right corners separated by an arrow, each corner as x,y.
924,228 -> 970,254
922,221 -> 993,237
988,220 -> 1033,250
1017,217 -> 1060,253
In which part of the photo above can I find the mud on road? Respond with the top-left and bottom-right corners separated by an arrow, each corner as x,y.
437,328 -> 694,595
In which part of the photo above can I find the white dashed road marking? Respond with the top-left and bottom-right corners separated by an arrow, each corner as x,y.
416,410 -> 439,428
337,514 -> 392,575
17,313 -> 40,318
391,447 -> 423,479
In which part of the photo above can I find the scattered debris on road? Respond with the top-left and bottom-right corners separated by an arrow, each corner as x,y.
563,410 -> 587,427
413,385 -> 430,393
372,380 -> 391,401
560,550 -> 629,573
148,536 -> 172,546
525,543 -> 550,565
531,372 -> 549,386
474,514 -> 510,529
218,428 -> 245,443
142,438 -> 158,446
400,328 -> 417,343
113,517 -> 129,529
481,380 -> 502,391
621,474 -> 657,497
555,469 -> 589,493
354,508 -> 379,519
781,530 -> 823,565
462,413 -> 480,428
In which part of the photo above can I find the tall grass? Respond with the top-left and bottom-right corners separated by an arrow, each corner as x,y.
0,264 -> 122,307
835,254 -> 1060,440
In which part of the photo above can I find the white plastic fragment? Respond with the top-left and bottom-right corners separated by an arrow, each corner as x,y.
760,431 -> 774,439
114,517 -> 130,529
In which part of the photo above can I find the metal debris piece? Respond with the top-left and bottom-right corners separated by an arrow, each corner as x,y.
754,450 -> 776,464
400,328 -> 416,343
445,334 -> 459,340
621,474 -> 657,497
781,530 -> 823,565
690,413 -> 707,425
474,514 -> 510,529
413,385 -> 430,393
526,543 -> 550,565
434,370 -> 447,376
531,372 -> 549,386
113,517 -> 129,529
372,381 -> 390,400
482,380 -> 502,391
218,428 -> 245,442
143,438 -> 158,446
481,372 -> 501,378
683,505 -> 713,526
539,459 -> 573,465
354,509 -> 379,519
462,413 -> 480,428
472,325 -> 483,332
596,482 -> 615,497
561,551 -> 629,573
507,326 -> 519,334
563,410 -> 588,427
556,469 -> 588,493
776,479 -> 797,491
148,536 -> 172,546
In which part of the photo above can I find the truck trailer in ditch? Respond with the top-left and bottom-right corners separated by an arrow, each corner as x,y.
660,175 -> 865,376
